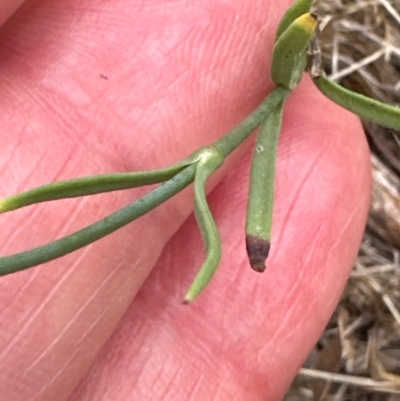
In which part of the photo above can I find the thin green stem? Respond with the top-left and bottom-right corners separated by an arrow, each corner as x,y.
213,85 -> 290,157
0,164 -> 196,275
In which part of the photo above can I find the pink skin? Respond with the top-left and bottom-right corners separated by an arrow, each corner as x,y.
0,0 -> 370,400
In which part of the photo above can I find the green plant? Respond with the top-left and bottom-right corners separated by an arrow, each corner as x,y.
1,0 -> 400,302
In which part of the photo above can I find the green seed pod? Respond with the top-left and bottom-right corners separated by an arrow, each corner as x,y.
271,12 -> 318,89
275,0 -> 314,39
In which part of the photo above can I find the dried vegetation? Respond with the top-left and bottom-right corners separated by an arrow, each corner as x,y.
285,0 -> 400,400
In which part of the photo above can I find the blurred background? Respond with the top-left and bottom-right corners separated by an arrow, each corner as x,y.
285,0 -> 400,400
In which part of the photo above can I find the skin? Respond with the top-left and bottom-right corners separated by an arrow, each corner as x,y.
0,0 -> 371,400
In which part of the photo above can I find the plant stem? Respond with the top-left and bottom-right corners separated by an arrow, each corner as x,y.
214,85 -> 290,157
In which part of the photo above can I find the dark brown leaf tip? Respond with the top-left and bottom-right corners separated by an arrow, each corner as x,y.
245,235 -> 270,273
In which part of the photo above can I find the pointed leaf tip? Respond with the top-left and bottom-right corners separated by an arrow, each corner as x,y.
246,235 -> 270,273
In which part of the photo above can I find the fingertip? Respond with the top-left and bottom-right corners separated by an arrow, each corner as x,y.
0,0 -> 26,26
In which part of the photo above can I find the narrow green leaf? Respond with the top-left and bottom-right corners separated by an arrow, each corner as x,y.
245,98 -> 286,272
313,75 -> 400,130
275,0 -> 314,39
271,12 -> 318,89
0,161 -> 192,214
0,165 -> 196,275
184,148 -> 224,303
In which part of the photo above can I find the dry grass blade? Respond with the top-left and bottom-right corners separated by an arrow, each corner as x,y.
285,0 -> 400,400
299,367 -> 400,394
